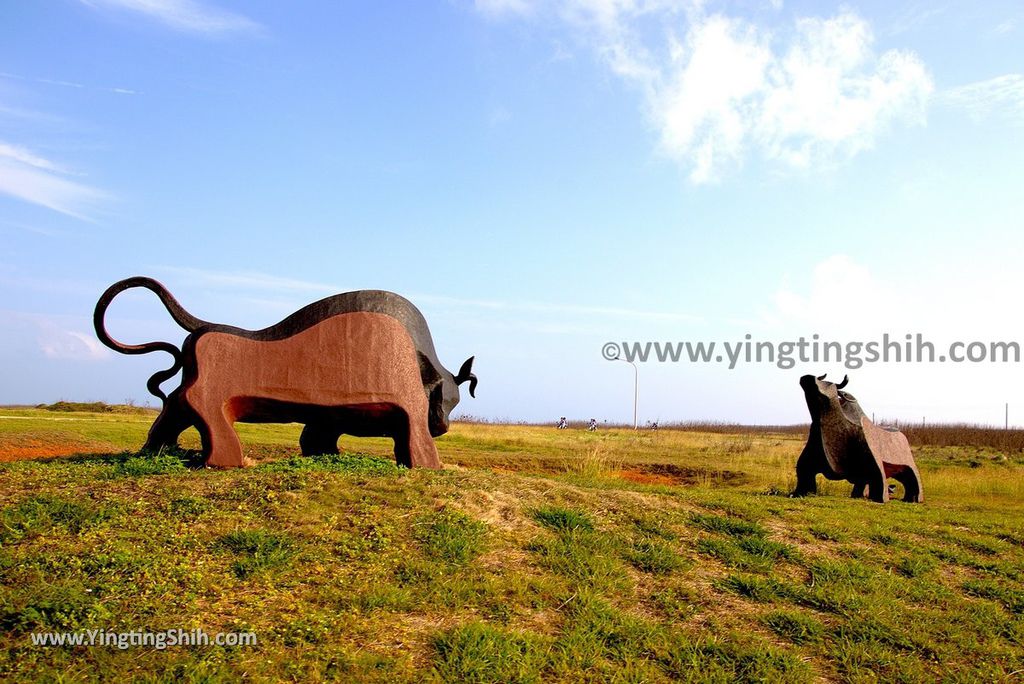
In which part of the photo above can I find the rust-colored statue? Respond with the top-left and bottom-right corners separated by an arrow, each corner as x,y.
94,277 -> 477,468
794,374 -> 922,503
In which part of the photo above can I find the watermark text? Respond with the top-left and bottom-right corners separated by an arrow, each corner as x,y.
602,334 -> 1021,370
29,628 -> 257,650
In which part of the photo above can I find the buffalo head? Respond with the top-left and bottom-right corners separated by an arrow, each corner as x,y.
425,355 -> 477,437
800,373 -> 850,424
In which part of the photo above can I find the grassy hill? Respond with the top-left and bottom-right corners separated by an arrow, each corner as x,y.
0,408 -> 1022,682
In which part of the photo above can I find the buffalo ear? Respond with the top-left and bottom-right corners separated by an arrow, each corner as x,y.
455,356 -> 478,398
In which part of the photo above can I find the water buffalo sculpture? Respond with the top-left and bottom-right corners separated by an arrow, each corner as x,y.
794,374 -> 923,503
94,277 -> 477,469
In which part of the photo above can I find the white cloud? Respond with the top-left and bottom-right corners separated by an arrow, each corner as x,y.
884,2 -> 945,37
489,106 -> 513,126
475,0 -> 536,17
0,71 -> 140,95
650,11 -> 931,181
768,254 -> 889,333
154,266 -> 700,323
0,311 -> 111,361
81,0 -> 261,36
758,255 -> 1024,424
941,74 -> 1024,124
415,292 -> 700,323
655,15 -> 772,182
474,3 -> 932,182
41,330 -> 111,361
154,266 -> 339,293
765,254 -> 1024,341
0,141 -> 107,220
0,142 -> 67,174
0,219 -> 66,237
759,14 -> 930,166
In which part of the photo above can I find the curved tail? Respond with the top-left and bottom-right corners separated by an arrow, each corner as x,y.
93,276 -> 210,403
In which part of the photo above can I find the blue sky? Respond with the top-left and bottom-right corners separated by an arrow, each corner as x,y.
1,0 -> 1022,425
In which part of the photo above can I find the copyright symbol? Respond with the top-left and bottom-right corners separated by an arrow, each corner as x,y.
601,342 -> 621,361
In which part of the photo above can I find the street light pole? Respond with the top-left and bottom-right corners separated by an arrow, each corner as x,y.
613,357 -> 638,430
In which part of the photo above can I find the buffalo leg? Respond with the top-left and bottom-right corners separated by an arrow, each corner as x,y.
186,390 -> 247,468
204,409 -> 246,467
850,481 -> 867,498
866,477 -> 888,503
865,459 -> 889,503
793,444 -> 818,496
405,411 -> 440,469
143,389 -> 193,452
299,423 -> 342,456
391,425 -> 412,469
896,468 -> 924,503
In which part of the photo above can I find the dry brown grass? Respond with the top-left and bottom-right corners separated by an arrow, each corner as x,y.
457,418 -> 1024,451
896,423 -> 1024,450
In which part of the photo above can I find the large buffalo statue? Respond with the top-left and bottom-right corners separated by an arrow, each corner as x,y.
94,277 -> 477,468
794,374 -> 922,503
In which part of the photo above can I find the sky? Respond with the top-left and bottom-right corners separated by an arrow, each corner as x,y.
1,0 -> 1022,426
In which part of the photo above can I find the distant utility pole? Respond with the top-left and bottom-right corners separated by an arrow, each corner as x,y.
613,356 -> 638,430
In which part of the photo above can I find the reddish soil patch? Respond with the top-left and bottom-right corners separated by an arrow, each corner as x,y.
0,438 -> 112,462
616,469 -> 681,486
616,463 -> 745,486
449,456 -> 745,486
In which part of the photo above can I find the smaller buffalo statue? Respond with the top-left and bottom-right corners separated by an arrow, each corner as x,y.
94,277 -> 477,469
794,374 -> 922,503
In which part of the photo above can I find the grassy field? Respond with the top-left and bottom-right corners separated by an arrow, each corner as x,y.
1,406 -> 1022,682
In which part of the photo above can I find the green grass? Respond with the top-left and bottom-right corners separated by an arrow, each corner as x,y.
215,529 -> 296,579
414,509 -> 488,564
0,408 -> 1022,681
431,622 -> 549,683
717,573 -> 792,603
762,609 -> 825,644
0,494 -> 115,543
689,512 -> 766,538
625,538 -> 686,574
531,506 -> 595,533
114,449 -> 189,476
260,451 -> 402,476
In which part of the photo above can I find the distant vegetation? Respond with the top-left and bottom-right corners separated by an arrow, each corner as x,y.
898,423 -> 1024,451
35,401 -> 154,415
457,416 -> 1024,451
